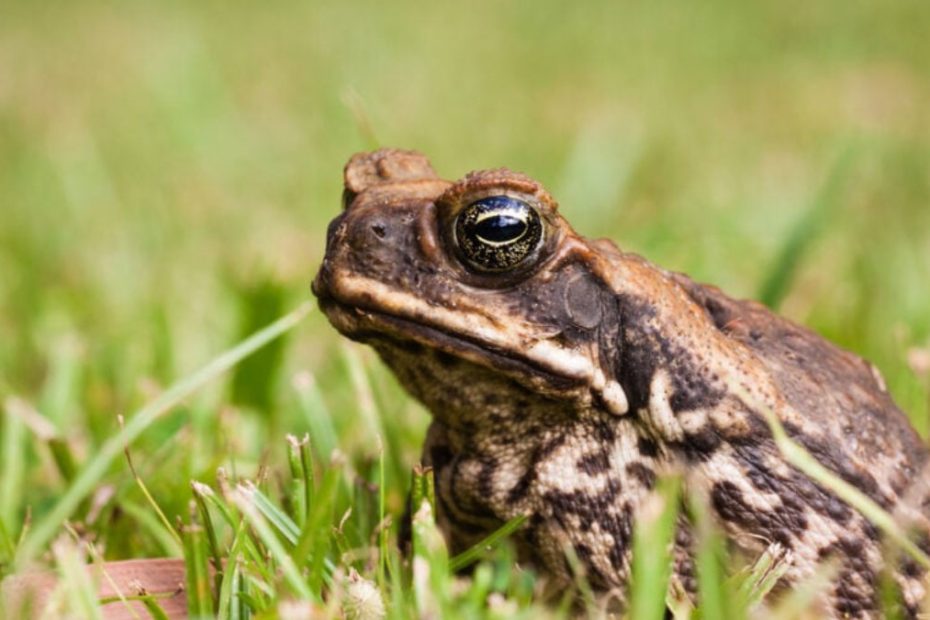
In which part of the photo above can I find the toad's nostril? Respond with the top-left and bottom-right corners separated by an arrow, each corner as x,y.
372,223 -> 387,239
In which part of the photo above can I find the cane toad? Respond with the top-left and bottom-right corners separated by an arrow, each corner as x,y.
312,148 -> 930,618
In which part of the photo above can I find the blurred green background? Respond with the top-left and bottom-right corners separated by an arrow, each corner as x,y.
1,0 -> 929,560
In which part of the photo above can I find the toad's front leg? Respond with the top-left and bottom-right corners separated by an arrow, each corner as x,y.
423,416 -> 667,595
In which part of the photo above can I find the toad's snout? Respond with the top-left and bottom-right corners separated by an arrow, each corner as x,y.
315,149 -> 453,306
314,201 -> 448,312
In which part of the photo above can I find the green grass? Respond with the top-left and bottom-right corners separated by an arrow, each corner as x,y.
1,0 -> 930,617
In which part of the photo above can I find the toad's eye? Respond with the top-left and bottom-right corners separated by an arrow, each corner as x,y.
454,196 -> 543,272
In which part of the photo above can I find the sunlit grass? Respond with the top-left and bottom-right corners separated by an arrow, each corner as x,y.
1,0 -> 929,617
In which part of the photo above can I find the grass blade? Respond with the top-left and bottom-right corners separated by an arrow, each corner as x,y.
730,543 -> 791,611
183,508 -> 216,619
245,481 -> 300,544
191,482 -> 224,602
216,523 -> 248,620
1,398 -> 28,540
411,500 -> 449,617
758,146 -> 856,309
628,475 -> 682,620
292,372 -> 339,463
98,593 -> 172,620
693,499 -> 729,620
122,420 -> 183,550
286,434 -> 314,529
293,458 -> 341,591
233,485 -> 317,602
448,514 -> 528,573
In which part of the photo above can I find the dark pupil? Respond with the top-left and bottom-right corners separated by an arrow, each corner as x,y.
472,214 -> 526,243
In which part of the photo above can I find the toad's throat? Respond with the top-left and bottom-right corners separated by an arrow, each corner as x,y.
315,272 -> 630,414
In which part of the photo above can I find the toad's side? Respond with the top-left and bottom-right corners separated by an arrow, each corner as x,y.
313,148 -> 930,618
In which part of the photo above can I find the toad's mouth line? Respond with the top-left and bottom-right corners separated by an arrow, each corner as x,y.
332,302 -> 584,391
313,272 -> 630,414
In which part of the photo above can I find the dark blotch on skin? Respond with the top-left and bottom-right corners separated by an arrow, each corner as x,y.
731,443 -> 853,526
819,538 -> 878,616
607,503 -> 635,572
617,295 -> 725,415
626,462 -> 657,489
544,479 -> 624,534
577,450 -> 611,476
592,420 -> 616,443
529,502 -> 631,588
637,436 -> 660,458
506,470 -> 535,504
669,366 -> 726,412
679,424 -> 722,460
711,480 -> 806,549
616,295 -> 660,413
573,543 -> 608,585
477,456 -> 498,500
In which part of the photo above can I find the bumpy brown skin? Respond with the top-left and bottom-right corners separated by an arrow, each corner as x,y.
313,148 -> 930,618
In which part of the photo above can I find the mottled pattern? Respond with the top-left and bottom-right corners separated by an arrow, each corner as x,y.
314,148 -> 930,618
